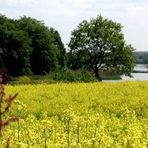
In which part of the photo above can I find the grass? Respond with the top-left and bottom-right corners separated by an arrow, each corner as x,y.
9,70 -> 121,85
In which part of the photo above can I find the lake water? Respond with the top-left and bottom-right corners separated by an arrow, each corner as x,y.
122,64 -> 148,81
104,64 -> 148,82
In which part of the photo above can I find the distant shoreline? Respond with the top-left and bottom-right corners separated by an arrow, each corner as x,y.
133,70 -> 148,73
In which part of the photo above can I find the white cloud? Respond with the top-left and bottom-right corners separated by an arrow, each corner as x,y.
9,0 -> 34,4
127,5 -> 144,17
0,0 -> 148,51
128,6 -> 143,12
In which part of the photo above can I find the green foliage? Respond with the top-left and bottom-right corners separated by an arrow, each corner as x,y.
0,13 -> 136,81
18,76 -> 31,83
50,69 -> 97,82
9,70 -> 98,85
133,51 -> 148,64
0,14 -> 66,76
49,28 -> 67,68
0,14 -> 32,75
17,16 -> 66,74
68,15 -> 135,80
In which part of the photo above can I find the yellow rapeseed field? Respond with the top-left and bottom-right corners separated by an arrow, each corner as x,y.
1,81 -> 148,147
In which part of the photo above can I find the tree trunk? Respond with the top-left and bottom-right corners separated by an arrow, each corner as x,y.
94,69 -> 102,81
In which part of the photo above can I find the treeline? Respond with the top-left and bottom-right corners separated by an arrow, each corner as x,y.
0,14 -> 135,81
133,52 -> 148,64
0,14 -> 66,76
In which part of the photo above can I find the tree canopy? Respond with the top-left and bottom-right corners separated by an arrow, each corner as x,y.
0,14 -> 32,75
0,14 -> 135,81
68,15 -> 135,81
0,14 -> 66,76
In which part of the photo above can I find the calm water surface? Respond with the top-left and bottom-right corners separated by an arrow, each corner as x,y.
104,64 -> 148,82
122,64 -> 148,80
122,64 -> 148,81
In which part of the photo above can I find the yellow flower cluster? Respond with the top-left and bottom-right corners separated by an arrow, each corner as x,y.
1,81 -> 148,147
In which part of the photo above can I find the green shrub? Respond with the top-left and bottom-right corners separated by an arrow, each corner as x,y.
45,69 -> 97,82
18,76 -> 31,83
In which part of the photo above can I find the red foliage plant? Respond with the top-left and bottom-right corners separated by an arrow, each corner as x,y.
0,68 -> 8,84
0,77 -> 18,147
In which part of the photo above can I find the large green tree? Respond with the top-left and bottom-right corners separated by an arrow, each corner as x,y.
68,15 -> 135,81
0,14 -> 66,76
17,16 -> 66,74
49,28 -> 67,68
0,14 -> 32,76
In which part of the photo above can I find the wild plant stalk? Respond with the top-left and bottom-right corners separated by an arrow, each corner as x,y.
92,119 -> 99,147
67,118 -> 70,148
27,130 -> 30,148
44,129 -> 47,148
77,122 -> 80,144
17,120 -> 20,142
0,76 -> 18,147
85,121 -> 88,139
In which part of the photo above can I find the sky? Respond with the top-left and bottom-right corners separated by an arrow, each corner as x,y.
0,0 -> 148,51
